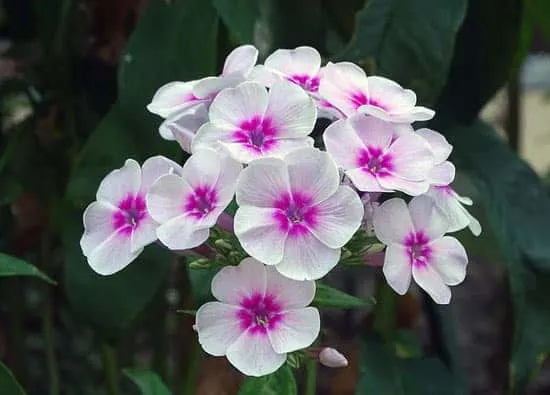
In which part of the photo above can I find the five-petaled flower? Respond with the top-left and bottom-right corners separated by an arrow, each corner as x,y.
147,45 -> 259,145
234,148 -> 363,280
192,81 -> 317,163
373,196 -> 468,304
80,156 -> 181,275
323,114 -> 435,196
425,185 -> 482,236
318,61 -> 435,122
146,149 -> 241,250
195,258 -> 320,377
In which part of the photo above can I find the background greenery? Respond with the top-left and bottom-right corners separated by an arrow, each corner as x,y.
1,0 -> 550,393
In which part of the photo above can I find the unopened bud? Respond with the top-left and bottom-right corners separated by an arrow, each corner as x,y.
319,348 -> 348,368
188,258 -> 212,269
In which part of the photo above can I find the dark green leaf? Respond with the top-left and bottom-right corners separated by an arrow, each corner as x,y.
212,0 -> 259,44
67,0 -> 218,206
187,266 -> 220,306
432,119 -> 550,392
123,367 -> 171,395
0,252 -> 55,284
62,210 -> 171,337
313,282 -> 375,309
0,360 -> 25,395
356,334 -> 460,395
239,365 -> 297,395
437,0 -> 523,121
337,0 -> 467,105
525,0 -> 550,39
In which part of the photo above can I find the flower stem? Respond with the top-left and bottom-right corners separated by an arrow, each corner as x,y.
182,340 -> 201,395
304,358 -> 318,395
101,343 -> 120,395
42,288 -> 60,395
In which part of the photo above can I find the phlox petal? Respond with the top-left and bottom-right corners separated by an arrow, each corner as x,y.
146,174 -> 193,223
88,232 -> 141,276
234,206 -> 288,265
387,133 -> 434,181
156,216 -> 210,250
222,44 -> 259,76
415,128 -> 452,163
412,264 -> 452,304
308,186 -> 364,248
236,157 -> 290,207
159,104 -> 209,152
377,177 -> 429,196
366,76 -> 417,111
373,198 -> 414,244
196,302 -> 244,356
96,159 -> 141,205
318,62 -> 369,117
265,81 -> 317,138
285,148 -> 340,204
349,115 -> 394,149
408,195 -> 448,240
147,80 -> 202,118
276,232 -> 341,280
429,162 -> 456,186
268,308 -> 320,354
265,46 -> 321,78
322,118 -> 365,169
226,330 -> 285,377
346,169 -> 390,193
264,266 -> 315,309
209,82 -> 269,129
426,187 -> 481,236
211,258 -> 267,305
141,155 -> 182,192
80,201 -> 118,257
130,215 -> 158,253
383,244 -> 412,295
430,236 -> 468,286
192,74 -> 245,100
181,149 -> 221,191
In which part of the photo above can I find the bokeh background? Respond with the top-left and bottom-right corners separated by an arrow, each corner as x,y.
1,0 -> 550,394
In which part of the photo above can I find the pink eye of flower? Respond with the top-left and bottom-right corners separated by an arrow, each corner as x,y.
288,74 -> 320,92
237,292 -> 283,335
357,147 -> 393,177
350,91 -> 388,111
113,195 -> 147,233
273,193 -> 318,236
232,116 -> 278,152
404,231 -> 431,268
184,186 -> 217,219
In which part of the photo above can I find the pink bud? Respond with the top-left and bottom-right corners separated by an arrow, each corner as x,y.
319,347 -> 348,368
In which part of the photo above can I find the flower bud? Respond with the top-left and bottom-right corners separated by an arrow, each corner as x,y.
319,347 -> 348,368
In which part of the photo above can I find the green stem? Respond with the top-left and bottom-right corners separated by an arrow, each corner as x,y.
42,287 -> 60,395
304,358 -> 318,395
181,340 -> 201,395
101,343 -> 120,395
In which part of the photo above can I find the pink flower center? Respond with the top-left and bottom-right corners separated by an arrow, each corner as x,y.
288,74 -> 320,92
184,186 -> 217,219
357,147 -> 393,177
113,194 -> 147,235
350,92 -> 388,111
435,185 -> 453,195
237,292 -> 283,335
404,231 -> 432,267
232,116 -> 278,153
273,192 -> 318,237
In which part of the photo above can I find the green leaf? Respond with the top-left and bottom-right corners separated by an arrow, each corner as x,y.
67,0 -> 218,206
123,367 -> 171,395
437,0 -> 523,121
187,266 -> 220,306
0,360 -> 25,395
337,0 -> 467,105
0,252 -> 55,284
212,0 -> 259,44
356,334 -> 460,395
432,119 -> 550,392
62,210 -> 171,337
313,282 -> 375,309
525,0 -> 550,40
239,365 -> 297,395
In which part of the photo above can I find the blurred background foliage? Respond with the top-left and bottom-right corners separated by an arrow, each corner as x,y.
1,0 -> 550,394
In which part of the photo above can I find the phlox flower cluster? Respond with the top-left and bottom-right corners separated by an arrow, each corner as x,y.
80,45 -> 481,377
